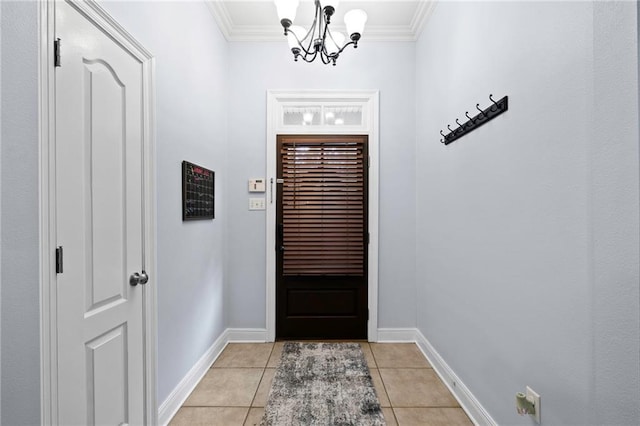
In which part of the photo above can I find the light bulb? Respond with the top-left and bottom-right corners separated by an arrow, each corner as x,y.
287,26 -> 306,49
274,0 -> 299,26
326,32 -> 345,55
344,9 -> 367,40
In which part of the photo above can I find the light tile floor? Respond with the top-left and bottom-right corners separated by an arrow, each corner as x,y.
170,342 -> 473,426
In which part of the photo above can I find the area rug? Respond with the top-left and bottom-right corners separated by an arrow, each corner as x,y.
260,342 -> 386,425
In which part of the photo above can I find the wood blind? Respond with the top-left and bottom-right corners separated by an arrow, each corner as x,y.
280,139 -> 366,276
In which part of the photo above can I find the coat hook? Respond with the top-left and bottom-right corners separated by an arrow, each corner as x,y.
447,124 -> 454,133
465,111 -> 473,122
476,103 -> 485,117
440,130 -> 446,138
489,94 -> 500,111
456,118 -> 464,131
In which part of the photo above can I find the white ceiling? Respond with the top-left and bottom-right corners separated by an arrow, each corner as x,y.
206,0 -> 436,42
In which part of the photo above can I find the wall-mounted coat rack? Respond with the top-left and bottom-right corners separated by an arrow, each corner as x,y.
440,94 -> 509,145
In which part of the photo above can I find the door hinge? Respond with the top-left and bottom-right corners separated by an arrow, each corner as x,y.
367,232 -> 370,245
367,156 -> 371,169
367,308 -> 369,320
55,246 -> 63,274
54,38 -> 61,67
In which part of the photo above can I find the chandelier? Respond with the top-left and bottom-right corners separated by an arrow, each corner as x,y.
274,0 -> 368,66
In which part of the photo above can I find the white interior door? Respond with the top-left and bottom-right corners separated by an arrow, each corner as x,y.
55,2 -> 149,424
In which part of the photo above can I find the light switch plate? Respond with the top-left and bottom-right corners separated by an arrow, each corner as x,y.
526,386 -> 541,424
249,178 -> 266,193
249,198 -> 265,210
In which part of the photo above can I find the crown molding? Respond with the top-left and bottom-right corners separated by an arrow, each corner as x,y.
219,25 -> 420,42
205,0 -> 234,40
205,0 -> 435,42
411,0 -> 437,39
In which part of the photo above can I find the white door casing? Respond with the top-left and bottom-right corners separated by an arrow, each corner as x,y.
265,90 -> 380,342
40,1 -> 157,424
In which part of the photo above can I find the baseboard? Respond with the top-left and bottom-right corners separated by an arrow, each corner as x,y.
157,328 -> 268,425
226,328 -> 268,342
414,329 -> 497,426
157,329 -> 230,426
376,327 -> 418,342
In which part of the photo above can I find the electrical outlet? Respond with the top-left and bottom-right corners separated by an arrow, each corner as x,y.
249,198 -> 265,210
526,386 -> 541,424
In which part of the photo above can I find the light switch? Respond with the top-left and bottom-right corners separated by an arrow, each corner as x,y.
249,198 -> 266,210
249,178 -> 266,193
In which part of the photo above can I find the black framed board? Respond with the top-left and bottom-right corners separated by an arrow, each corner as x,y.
182,160 -> 215,220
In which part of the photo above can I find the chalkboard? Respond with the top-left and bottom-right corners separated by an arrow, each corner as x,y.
182,161 -> 215,220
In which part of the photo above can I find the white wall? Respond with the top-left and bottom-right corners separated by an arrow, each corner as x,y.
226,41 -> 417,330
415,2 -> 639,425
100,1 -> 229,405
1,2 -> 41,424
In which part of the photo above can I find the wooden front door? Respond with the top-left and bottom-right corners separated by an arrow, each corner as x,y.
276,135 -> 368,339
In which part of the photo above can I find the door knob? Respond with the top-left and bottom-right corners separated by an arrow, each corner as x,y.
129,271 -> 149,286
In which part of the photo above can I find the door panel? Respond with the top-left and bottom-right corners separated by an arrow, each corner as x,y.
276,135 -> 368,339
85,324 -> 129,425
55,2 -> 145,424
82,59 -> 128,314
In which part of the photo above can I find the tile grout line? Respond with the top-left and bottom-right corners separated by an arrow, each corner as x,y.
242,343 -> 276,425
368,343 -> 396,424
391,405 -> 467,409
181,405 -> 254,408
367,343 -> 399,425
248,365 -> 267,407
211,367 -> 266,369
368,341 -> 379,369
372,343 -> 464,423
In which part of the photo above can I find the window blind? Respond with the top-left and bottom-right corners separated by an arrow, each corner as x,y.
280,140 -> 366,276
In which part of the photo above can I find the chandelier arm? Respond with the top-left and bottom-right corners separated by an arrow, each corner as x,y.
299,14 -> 320,58
289,30 -> 317,57
301,6 -> 319,46
320,16 -> 331,54
320,52 -> 331,64
333,40 -> 357,57
314,0 -> 323,41
300,49 -> 320,63
318,8 -> 338,64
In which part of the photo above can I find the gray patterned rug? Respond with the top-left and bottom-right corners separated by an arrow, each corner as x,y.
260,342 -> 386,425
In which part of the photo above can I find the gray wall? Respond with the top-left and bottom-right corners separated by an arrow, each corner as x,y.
0,3 -> 3,421
0,1 -> 230,419
2,1 -> 639,424
415,2 -> 639,425
1,2 -> 41,425
225,41 -> 417,330
591,2 -> 640,423
100,1 -> 229,405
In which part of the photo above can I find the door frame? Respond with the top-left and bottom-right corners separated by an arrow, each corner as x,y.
266,90 -> 380,342
38,1 -> 157,424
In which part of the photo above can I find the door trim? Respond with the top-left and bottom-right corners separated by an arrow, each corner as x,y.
265,90 -> 380,342
38,1 -> 157,424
